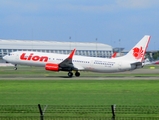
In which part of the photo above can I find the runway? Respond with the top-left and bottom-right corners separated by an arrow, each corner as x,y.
0,76 -> 159,80
0,69 -> 159,80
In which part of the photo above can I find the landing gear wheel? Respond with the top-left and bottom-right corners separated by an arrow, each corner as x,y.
68,72 -> 73,77
75,71 -> 80,77
14,67 -> 17,70
14,64 -> 17,70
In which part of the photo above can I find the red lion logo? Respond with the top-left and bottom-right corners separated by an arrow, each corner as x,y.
133,47 -> 144,59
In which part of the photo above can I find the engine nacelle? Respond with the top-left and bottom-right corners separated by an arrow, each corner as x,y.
45,63 -> 59,71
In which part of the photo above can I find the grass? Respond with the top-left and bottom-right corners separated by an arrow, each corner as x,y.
0,80 -> 159,118
0,66 -> 159,118
0,80 -> 159,105
0,65 -> 159,105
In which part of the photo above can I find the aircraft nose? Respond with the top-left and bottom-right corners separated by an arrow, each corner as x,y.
2,55 -> 7,60
3,55 -> 10,63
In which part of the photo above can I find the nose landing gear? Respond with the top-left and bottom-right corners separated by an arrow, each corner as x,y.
14,64 -> 17,70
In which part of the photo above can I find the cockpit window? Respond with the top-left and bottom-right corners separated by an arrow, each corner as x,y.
8,53 -> 13,56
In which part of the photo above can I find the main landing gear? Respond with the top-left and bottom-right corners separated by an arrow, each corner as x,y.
14,64 -> 17,70
68,71 -> 80,77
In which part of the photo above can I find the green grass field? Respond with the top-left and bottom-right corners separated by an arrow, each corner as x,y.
1,79 -> 159,118
0,66 -> 159,119
0,65 -> 159,105
0,79 -> 159,105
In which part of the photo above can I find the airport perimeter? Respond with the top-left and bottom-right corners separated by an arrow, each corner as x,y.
0,65 -> 159,119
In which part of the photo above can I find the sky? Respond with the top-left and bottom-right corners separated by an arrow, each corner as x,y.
0,0 -> 159,51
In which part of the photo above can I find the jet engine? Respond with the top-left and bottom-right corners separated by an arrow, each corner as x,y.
45,63 -> 59,71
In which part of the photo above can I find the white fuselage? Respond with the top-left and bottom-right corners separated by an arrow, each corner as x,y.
3,51 -> 136,73
2,35 -> 151,76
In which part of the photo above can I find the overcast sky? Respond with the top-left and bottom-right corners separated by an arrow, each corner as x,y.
0,0 -> 159,50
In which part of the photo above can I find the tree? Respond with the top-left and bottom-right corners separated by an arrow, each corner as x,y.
152,51 -> 159,60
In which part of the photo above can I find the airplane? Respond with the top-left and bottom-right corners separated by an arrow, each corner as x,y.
111,51 -> 159,65
3,35 -> 150,77
143,58 -> 159,65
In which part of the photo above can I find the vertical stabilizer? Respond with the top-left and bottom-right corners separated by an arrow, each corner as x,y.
122,35 -> 151,62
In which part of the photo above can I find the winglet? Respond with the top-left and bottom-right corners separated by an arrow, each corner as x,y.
59,49 -> 76,68
111,52 -> 117,58
68,49 -> 76,59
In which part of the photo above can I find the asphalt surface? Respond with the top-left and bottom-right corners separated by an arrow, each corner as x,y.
0,69 -> 159,80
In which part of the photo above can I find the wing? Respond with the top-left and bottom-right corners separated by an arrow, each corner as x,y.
59,49 -> 78,71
